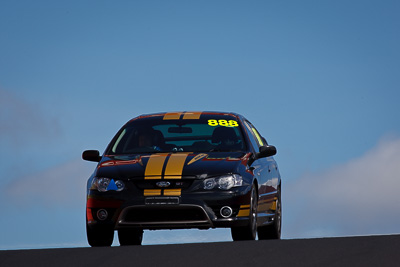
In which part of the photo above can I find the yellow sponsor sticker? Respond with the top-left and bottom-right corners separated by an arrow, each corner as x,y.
187,153 -> 208,165
251,128 -> 264,146
207,119 -> 238,127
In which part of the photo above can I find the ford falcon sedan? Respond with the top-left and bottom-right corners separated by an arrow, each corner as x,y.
83,111 -> 281,246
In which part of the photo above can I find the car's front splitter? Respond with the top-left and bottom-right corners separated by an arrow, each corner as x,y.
87,185 -> 253,230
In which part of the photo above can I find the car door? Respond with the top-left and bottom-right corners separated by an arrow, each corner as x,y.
242,120 -> 278,220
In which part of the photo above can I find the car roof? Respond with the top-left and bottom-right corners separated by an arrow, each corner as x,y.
128,111 -> 244,122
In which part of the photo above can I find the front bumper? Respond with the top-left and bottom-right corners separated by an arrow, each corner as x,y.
87,185 -> 253,230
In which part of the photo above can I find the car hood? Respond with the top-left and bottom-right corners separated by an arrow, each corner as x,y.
95,152 -> 251,180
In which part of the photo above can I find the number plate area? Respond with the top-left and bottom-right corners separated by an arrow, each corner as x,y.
145,197 -> 180,205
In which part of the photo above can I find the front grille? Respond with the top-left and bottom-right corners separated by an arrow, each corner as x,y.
145,197 -> 180,205
132,179 -> 193,190
122,206 -> 209,223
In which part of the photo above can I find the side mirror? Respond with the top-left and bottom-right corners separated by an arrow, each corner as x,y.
82,150 -> 101,162
258,145 -> 277,158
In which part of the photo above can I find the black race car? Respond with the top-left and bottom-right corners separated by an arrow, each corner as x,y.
83,111 -> 281,246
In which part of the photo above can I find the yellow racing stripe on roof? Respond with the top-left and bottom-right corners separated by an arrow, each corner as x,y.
163,112 -> 182,120
163,112 -> 202,120
182,112 -> 202,119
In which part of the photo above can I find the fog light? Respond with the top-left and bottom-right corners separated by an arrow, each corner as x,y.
97,209 -> 108,220
220,206 -> 233,218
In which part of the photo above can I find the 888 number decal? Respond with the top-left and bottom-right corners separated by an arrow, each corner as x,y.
208,119 -> 239,127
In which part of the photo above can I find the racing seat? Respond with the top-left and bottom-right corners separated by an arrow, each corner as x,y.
153,130 -> 175,151
191,141 -> 214,152
211,127 -> 242,151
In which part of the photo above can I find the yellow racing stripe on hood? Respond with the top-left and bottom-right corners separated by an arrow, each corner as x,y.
145,154 -> 168,179
164,153 -> 190,179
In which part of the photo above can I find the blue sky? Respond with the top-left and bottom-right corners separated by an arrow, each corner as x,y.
1,0 -> 399,249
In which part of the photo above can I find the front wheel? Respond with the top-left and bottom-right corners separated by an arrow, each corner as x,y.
231,184 -> 258,241
118,228 -> 143,246
86,224 -> 114,247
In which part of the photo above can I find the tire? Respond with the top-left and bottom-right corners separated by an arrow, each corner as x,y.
231,184 -> 258,241
86,224 -> 114,247
118,228 -> 143,246
258,187 -> 281,240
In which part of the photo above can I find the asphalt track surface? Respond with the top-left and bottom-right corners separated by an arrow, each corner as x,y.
1,234 -> 400,267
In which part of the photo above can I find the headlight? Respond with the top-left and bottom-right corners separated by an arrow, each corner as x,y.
204,178 -> 217,190
115,180 -> 125,191
203,174 -> 243,190
97,177 -> 110,192
92,177 -> 125,192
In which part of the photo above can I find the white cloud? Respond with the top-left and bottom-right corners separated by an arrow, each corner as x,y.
0,88 -> 61,147
4,159 -> 94,208
284,136 -> 400,238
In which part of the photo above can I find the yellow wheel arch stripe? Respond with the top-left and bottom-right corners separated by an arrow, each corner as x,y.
237,204 -> 251,217
237,209 -> 250,217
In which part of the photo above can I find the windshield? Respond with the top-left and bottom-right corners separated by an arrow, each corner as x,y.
107,115 -> 246,154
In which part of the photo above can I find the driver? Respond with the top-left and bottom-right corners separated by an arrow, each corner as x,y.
135,128 -> 161,152
138,133 -> 153,147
